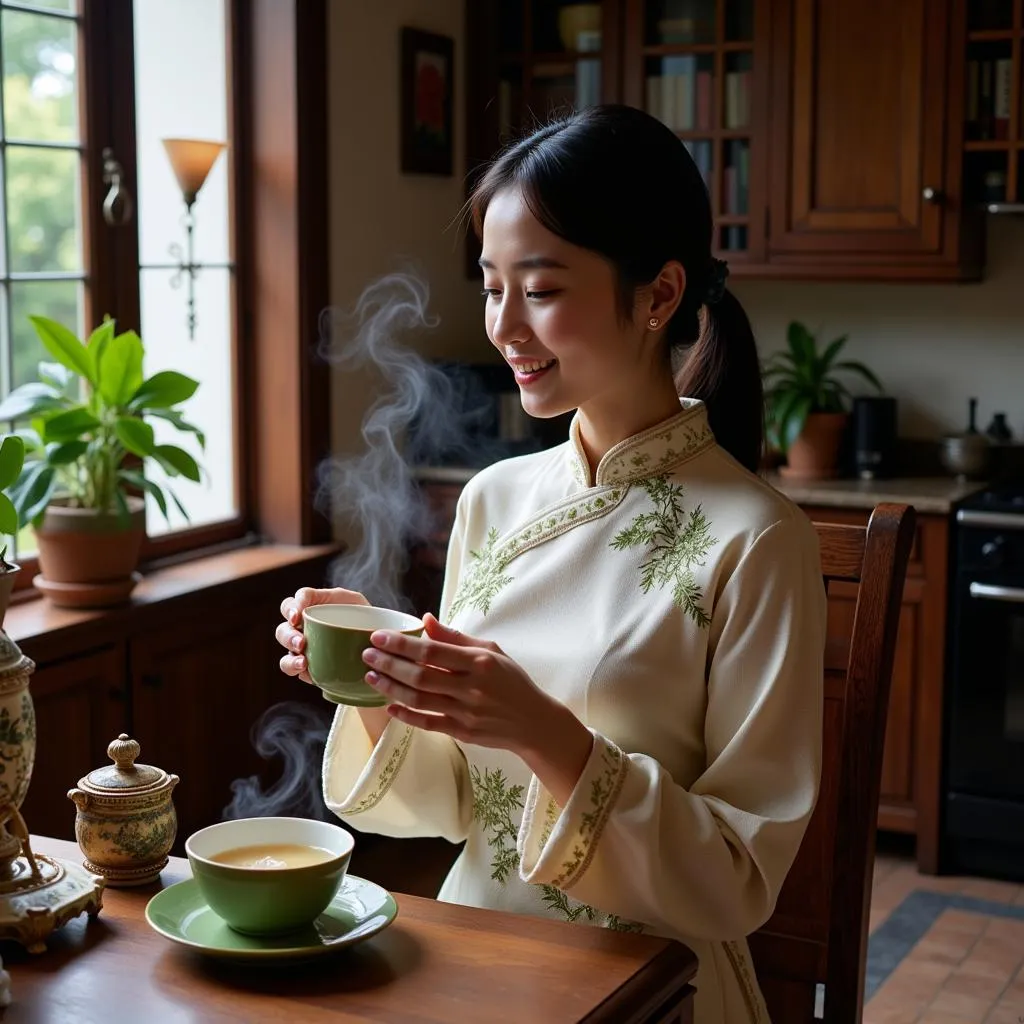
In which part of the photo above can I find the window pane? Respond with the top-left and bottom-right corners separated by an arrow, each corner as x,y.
9,278 -> 81,389
139,267 -> 235,533
133,0 -> 230,266
6,145 -> 81,272
14,2 -> 77,12
1,7 -> 78,142
134,0 -> 235,534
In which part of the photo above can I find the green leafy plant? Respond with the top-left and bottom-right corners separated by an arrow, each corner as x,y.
0,316 -> 204,529
763,321 -> 883,454
0,435 -> 26,570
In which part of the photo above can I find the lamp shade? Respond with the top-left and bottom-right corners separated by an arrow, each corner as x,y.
161,138 -> 226,206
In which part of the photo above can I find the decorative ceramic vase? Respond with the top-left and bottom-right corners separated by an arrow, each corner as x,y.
68,734 -> 180,887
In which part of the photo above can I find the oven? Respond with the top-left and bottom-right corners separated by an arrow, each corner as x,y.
944,500 -> 1024,881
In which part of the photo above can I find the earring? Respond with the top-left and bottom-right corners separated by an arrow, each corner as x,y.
648,317 -> 660,329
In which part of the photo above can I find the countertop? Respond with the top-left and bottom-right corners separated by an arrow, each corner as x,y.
412,464 -> 985,515
763,472 -> 986,514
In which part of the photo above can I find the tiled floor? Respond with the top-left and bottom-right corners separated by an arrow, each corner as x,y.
866,840 -> 1024,1023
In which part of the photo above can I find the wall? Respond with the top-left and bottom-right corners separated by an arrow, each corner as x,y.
733,218 -> 1024,441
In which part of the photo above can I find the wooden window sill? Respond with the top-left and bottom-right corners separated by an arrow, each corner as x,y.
5,540 -> 341,655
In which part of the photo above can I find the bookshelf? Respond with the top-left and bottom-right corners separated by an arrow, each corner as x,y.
964,0 -> 1024,211
623,0 -> 759,261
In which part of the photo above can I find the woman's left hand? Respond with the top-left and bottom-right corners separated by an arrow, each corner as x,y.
362,613 -> 593,803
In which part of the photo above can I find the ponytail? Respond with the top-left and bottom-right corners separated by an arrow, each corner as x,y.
674,289 -> 764,474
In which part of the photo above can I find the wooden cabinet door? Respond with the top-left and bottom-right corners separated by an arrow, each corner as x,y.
129,601 -> 298,851
768,0 -> 957,265
22,646 -> 128,842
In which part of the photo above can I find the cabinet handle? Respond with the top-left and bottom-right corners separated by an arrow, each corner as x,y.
141,673 -> 163,689
922,186 -> 943,204
101,147 -> 134,226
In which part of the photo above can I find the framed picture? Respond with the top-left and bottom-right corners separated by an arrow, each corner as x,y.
400,28 -> 454,176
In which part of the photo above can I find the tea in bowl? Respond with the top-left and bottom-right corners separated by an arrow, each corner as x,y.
302,604 -> 423,706
186,816 -> 354,936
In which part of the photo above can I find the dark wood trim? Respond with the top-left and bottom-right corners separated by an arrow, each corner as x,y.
6,543 -> 339,665
80,0 -> 142,334
244,0 -> 332,545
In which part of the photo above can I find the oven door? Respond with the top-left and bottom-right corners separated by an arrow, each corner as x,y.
947,573 -> 1024,798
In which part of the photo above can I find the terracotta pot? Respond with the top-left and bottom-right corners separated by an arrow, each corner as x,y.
779,412 -> 849,481
33,496 -> 146,608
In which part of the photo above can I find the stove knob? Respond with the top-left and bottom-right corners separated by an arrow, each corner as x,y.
981,536 -> 1006,567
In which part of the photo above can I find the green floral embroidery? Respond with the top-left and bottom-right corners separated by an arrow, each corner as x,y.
611,476 -> 717,626
547,744 -> 628,890
606,914 -> 645,933
470,765 -> 524,884
598,410 -> 715,484
450,488 -> 626,618
469,759 -> 640,931
450,528 -> 513,618
348,727 -> 413,814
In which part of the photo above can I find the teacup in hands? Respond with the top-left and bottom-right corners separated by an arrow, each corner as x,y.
302,604 -> 423,706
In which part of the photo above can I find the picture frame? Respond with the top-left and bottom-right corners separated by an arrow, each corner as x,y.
400,27 -> 454,176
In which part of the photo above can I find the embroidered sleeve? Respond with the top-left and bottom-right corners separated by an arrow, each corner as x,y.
321,707 -> 473,843
517,513 -> 827,943
517,732 -> 628,890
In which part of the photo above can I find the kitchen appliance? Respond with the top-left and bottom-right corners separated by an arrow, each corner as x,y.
943,477 -> 1024,880
851,395 -> 897,479
939,397 -> 990,481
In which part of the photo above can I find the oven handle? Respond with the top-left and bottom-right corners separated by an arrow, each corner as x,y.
969,582 -> 1024,603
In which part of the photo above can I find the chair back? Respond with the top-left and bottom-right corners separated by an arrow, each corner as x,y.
749,502 -> 916,1023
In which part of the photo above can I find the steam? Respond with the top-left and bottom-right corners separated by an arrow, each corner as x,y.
223,268 -> 501,822
314,268 -> 500,609
223,702 -> 333,822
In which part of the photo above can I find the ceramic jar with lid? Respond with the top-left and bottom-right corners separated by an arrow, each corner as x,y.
67,734 -> 179,887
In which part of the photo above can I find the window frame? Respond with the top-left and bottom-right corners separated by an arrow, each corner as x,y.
8,0 -> 330,597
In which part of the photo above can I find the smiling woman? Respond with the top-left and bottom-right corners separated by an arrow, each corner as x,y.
281,105 -> 828,1024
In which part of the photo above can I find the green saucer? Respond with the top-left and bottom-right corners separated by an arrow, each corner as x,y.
145,874 -> 398,961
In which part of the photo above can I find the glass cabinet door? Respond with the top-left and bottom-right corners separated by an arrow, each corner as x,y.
632,0 -> 755,256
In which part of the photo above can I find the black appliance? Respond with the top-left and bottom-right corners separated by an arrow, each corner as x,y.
851,396 -> 898,479
943,477 -> 1024,881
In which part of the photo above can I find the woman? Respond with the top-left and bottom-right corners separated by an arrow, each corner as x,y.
276,105 -> 826,1023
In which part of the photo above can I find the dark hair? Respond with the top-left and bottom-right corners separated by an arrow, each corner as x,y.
469,104 -> 763,474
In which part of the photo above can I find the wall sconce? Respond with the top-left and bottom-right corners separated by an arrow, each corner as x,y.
161,138 -> 226,340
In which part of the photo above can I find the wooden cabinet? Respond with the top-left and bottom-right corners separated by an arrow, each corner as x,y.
11,546 -> 338,853
21,646 -> 128,842
766,0 -> 981,278
801,505 -> 950,874
466,0 -> 985,280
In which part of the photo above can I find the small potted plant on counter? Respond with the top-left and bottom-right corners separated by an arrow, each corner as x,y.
0,434 -> 25,624
0,316 -> 204,609
763,320 -> 883,481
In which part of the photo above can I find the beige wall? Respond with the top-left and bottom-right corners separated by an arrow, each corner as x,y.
732,219 -> 1024,441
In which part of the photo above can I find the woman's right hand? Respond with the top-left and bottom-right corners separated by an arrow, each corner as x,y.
276,586 -> 369,683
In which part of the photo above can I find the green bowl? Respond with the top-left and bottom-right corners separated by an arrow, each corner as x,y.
302,604 -> 423,707
185,816 -> 354,936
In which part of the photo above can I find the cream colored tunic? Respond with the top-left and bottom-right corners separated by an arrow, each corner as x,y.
322,399 -> 827,1024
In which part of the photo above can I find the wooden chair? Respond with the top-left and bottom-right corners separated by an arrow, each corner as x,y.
748,502 -> 916,1023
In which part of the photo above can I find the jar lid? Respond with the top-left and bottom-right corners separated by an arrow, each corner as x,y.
79,734 -> 171,796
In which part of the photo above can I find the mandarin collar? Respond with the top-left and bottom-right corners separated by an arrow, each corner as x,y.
566,399 -> 716,489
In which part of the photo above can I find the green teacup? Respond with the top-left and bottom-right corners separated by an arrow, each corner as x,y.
302,604 -> 423,707
186,816 -> 354,936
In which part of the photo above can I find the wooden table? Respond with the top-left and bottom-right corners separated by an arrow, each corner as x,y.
1,838 -> 697,1023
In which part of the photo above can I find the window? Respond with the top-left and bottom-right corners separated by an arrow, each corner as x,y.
0,0 -> 245,581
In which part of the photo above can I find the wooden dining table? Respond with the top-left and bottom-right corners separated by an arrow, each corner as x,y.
0,837 -> 697,1022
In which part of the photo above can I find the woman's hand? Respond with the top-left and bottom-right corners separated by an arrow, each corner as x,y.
276,586 -> 369,683
363,614 -> 594,805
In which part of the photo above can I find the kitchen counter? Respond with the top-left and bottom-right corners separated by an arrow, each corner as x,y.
413,463 -> 985,516
764,473 -> 986,514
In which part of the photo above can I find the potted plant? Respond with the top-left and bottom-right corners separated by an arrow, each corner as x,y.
0,434 -> 25,624
0,316 -> 204,608
763,321 -> 883,481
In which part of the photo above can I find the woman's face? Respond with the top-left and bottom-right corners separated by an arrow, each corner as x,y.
480,188 -> 656,420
